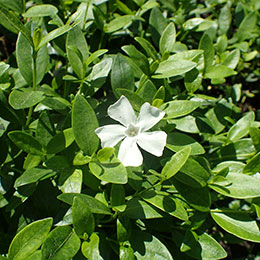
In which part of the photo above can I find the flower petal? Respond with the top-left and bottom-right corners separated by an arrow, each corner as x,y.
136,102 -> 165,131
108,96 -> 136,126
137,131 -> 167,157
118,137 -> 143,167
95,124 -> 126,147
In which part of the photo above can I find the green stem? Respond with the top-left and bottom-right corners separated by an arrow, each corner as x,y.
25,50 -> 37,128
210,208 -> 254,214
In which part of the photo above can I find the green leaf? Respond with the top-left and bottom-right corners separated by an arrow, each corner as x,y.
16,30 -> 49,85
130,231 -> 173,260
82,233 -> 102,260
36,110 -> 55,147
60,169 -> 82,193
66,26 -> 89,79
58,193 -> 112,215
8,218 -> 53,260
46,128 -> 74,154
160,100 -> 201,119
166,132 -> 205,155
72,197 -> 95,238
14,167 -> 55,188
116,88 -> 145,111
120,246 -> 135,260
211,210 -> 260,242
110,184 -> 126,212
204,65 -> 237,79
41,226 -> 80,260
85,49 -> 108,68
89,157 -> 128,184
249,127 -> 260,151
104,15 -> 134,33
222,49 -> 240,69
210,172 -> 260,199
135,37 -> 159,60
159,23 -> 176,54
182,231 -> 227,259
141,190 -> 188,221
124,198 -> 163,219
72,94 -> 99,156
0,5 -> 33,47
199,33 -> 214,73
37,23 -> 77,50
153,59 -> 197,78
122,45 -> 150,75
173,179 -> 211,212
8,131 -> 43,155
243,152 -> 260,175
236,12 -> 257,42
227,112 -> 255,142
218,3 -> 232,35
149,7 -> 167,46
184,68 -> 202,93
23,4 -> 58,17
111,54 -> 135,98
0,0 -> 23,13
25,251 -> 42,260
136,79 -> 157,103
9,88 -> 44,109
162,147 -> 191,180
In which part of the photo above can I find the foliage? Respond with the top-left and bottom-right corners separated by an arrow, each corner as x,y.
0,0 -> 260,259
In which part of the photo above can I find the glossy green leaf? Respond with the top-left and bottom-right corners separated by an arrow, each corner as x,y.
25,251 -> 42,260
89,157 -> 128,184
243,152 -> 260,175
104,15 -> 134,33
60,169 -> 82,193
58,193 -> 112,215
159,23 -> 176,54
173,179 -> 211,212
8,131 -> 43,155
141,190 -> 188,221
0,5 -> 33,46
199,33 -> 214,73
211,211 -> 260,242
162,147 -> 191,180
204,65 -> 237,79
72,94 -> 99,156
130,231 -> 173,260
166,132 -> 205,155
37,23 -> 77,50
111,184 -> 126,212
120,246 -> 135,260
66,26 -> 89,79
210,172 -> 260,199
111,53 -> 135,97
85,49 -> 108,68
82,233 -> 102,260
9,88 -> 45,109
41,226 -> 80,260
72,197 -> 95,238
16,31 -> 49,85
8,218 -> 53,260
124,198 -> 163,219
23,4 -> 58,17
153,59 -> 197,78
46,128 -> 74,154
14,168 -> 55,188
218,3 -> 232,35
222,49 -> 240,69
227,112 -> 255,142
135,37 -> 159,60
0,0 -> 23,13
122,45 -> 150,75
36,110 -> 55,147
160,100 -> 201,119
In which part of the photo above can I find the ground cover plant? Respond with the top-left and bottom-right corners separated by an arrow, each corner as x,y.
0,0 -> 260,259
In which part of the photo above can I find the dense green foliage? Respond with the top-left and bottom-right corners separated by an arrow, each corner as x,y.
0,0 -> 260,259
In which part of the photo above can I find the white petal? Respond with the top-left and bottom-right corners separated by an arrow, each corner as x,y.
137,131 -> 167,157
95,124 -> 126,148
108,96 -> 136,126
136,102 -> 165,131
118,137 -> 143,167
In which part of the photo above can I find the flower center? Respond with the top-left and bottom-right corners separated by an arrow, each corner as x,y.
125,124 -> 139,137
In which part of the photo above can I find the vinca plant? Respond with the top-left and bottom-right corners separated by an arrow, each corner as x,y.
0,0 -> 260,259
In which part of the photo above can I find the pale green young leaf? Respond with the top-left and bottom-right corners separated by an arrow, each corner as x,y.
23,4 -> 58,17
159,23 -> 176,54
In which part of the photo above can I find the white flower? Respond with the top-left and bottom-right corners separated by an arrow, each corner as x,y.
95,95 -> 167,167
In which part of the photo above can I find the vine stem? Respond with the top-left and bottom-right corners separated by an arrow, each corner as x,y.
25,50 -> 37,128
